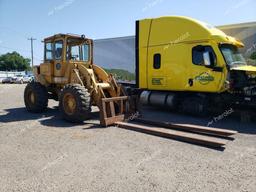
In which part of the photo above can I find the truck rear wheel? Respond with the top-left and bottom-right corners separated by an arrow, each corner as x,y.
59,84 -> 91,123
24,82 -> 48,112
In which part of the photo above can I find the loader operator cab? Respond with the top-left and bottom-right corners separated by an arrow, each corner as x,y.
41,34 -> 93,80
44,34 -> 92,65
66,36 -> 91,62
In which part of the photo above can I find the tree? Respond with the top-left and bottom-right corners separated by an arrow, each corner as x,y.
250,51 -> 256,60
0,52 -> 31,71
104,68 -> 135,81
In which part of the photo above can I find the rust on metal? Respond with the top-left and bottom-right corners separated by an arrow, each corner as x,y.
99,96 -> 128,127
134,118 -> 237,137
115,122 -> 229,148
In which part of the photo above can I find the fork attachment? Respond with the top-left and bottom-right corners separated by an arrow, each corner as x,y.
99,96 -> 129,126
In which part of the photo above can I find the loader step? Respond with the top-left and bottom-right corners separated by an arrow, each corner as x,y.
115,122 -> 230,148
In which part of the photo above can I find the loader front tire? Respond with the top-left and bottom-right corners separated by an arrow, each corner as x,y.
59,84 -> 91,123
24,82 -> 48,113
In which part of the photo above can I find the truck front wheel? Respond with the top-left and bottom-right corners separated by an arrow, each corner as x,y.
24,82 -> 48,112
59,84 -> 91,123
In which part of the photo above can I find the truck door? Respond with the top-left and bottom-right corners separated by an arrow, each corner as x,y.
147,47 -> 167,90
40,41 -> 54,83
188,44 -> 223,92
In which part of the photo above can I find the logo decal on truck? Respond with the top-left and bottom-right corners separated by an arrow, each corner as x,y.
195,72 -> 214,85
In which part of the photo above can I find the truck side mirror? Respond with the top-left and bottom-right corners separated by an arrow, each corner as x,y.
203,52 -> 211,66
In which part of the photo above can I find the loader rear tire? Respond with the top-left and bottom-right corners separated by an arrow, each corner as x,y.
59,84 -> 91,123
24,82 -> 48,113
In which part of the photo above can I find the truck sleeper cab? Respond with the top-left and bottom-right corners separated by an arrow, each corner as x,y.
136,16 -> 256,114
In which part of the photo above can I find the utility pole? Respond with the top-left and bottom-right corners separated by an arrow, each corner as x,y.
28,37 -> 36,68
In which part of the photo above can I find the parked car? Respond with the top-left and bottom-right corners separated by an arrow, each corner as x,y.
12,74 -> 24,84
2,77 -> 14,84
23,75 -> 33,83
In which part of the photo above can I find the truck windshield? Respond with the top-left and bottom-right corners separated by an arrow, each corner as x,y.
220,44 -> 246,66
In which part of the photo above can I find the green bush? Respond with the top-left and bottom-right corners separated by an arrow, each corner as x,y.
250,51 -> 256,60
247,59 -> 256,66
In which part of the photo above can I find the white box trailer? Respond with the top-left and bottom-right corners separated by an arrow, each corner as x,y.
93,36 -> 135,73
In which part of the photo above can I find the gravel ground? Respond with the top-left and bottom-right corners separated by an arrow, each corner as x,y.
0,84 -> 255,192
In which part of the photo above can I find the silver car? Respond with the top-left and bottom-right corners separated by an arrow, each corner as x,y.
2,77 -> 14,84
23,75 -> 33,83
12,75 -> 24,84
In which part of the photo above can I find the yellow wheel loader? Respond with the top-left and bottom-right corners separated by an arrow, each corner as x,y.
24,34 -> 129,126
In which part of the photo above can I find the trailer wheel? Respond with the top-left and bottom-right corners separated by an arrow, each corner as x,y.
24,82 -> 48,112
59,84 -> 91,123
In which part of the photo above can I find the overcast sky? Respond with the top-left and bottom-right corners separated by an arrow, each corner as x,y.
0,0 -> 256,63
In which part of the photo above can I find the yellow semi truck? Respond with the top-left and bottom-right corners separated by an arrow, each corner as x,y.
24,16 -> 256,122
136,16 -> 256,114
